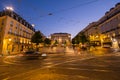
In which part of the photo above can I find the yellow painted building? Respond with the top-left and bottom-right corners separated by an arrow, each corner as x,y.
80,22 -> 101,46
97,3 -> 120,48
50,33 -> 71,47
0,9 -> 35,55
77,2 -> 120,48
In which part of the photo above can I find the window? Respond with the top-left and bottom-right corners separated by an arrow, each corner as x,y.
22,39 -> 24,43
14,38 -> 16,42
16,23 -> 19,29
19,26 -> 21,30
14,31 -> 17,35
26,29 -> 28,33
19,31 -> 21,36
113,33 -> 115,37
18,38 -> 20,43
20,39 -> 22,43
10,21 -> 13,27
20,26 -> 22,31
1,19 -> 4,25
20,32 -> 22,36
9,28 -> 12,33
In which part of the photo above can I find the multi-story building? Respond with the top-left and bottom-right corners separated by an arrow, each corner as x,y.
0,8 -> 35,55
50,33 -> 71,46
76,2 -> 120,48
82,22 -> 101,46
97,2 -> 120,48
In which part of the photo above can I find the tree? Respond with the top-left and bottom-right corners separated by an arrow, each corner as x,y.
54,40 -> 58,46
44,38 -> 51,46
31,31 -> 43,51
72,35 -> 80,45
72,38 -> 76,45
72,32 -> 89,45
79,32 -> 89,44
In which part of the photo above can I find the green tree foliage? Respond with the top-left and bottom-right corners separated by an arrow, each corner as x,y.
72,38 -> 76,44
79,32 -> 89,44
44,38 -> 51,46
54,40 -> 58,46
72,32 -> 89,44
72,35 -> 80,44
31,31 -> 43,45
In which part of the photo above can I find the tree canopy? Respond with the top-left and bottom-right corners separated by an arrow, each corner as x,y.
72,32 -> 89,44
44,38 -> 51,45
31,31 -> 43,45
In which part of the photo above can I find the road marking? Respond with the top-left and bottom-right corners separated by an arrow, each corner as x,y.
5,56 -> 95,79
53,67 -> 111,72
3,57 -> 22,65
2,77 -> 9,80
0,72 -> 8,76
0,65 -> 8,67
44,56 -> 95,68
77,75 -> 89,79
18,73 -> 90,80
3,54 -> 94,66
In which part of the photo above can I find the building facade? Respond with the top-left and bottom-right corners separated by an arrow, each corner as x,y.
50,33 -> 71,46
82,22 -> 101,46
0,9 -> 35,55
97,3 -> 120,48
76,2 -> 120,48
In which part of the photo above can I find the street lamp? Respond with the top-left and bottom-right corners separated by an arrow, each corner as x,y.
9,38 -> 12,41
32,24 -> 35,27
5,6 -> 14,11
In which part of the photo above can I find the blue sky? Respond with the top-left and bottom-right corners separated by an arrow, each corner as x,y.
0,0 -> 120,38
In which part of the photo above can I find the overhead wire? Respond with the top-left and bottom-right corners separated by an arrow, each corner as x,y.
16,0 -> 99,21
50,0 -> 99,15
1,0 -> 99,28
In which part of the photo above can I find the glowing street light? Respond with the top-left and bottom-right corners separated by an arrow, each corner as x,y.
8,38 -> 12,41
5,6 -> 14,11
32,24 -> 35,27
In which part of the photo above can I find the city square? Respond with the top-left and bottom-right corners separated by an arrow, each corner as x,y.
0,0 -> 120,80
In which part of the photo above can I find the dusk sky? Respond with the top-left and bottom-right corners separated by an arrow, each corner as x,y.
0,0 -> 120,38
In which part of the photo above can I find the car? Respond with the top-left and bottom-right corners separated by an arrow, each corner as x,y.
23,51 -> 41,59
